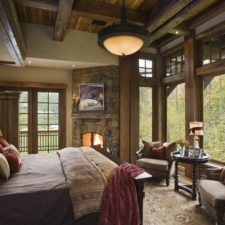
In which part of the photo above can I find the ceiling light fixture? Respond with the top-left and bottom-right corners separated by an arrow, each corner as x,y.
98,0 -> 149,56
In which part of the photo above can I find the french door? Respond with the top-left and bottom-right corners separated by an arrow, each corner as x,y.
0,85 -> 66,154
18,89 -> 65,154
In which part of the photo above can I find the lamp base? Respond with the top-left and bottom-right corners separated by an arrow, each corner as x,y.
194,139 -> 199,149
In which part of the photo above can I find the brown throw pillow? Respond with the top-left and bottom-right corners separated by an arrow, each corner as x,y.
3,149 -> 20,173
151,146 -> 165,159
142,140 -> 161,158
0,137 -> 10,147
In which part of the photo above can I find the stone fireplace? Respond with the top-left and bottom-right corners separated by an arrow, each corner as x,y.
72,66 -> 119,155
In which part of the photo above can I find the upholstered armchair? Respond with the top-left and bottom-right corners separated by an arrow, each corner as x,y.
198,167 -> 225,225
135,141 -> 176,186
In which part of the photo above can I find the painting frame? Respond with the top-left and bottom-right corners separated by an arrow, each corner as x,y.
79,83 -> 104,111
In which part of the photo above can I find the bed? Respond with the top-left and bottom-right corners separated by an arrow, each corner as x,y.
0,146 -> 150,225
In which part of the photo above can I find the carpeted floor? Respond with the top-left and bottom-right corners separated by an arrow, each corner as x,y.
143,178 -> 215,225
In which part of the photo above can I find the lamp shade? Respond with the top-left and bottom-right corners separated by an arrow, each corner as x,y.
0,129 -> 2,136
189,121 -> 204,136
98,1 -> 149,56
98,23 -> 149,56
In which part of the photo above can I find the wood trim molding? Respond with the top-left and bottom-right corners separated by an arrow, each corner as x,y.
0,0 -> 26,66
0,81 -> 67,89
162,72 -> 185,86
196,59 -> 225,77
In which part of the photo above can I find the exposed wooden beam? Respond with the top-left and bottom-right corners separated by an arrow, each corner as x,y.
162,72 -> 185,86
0,0 -> 26,66
14,0 -> 146,26
196,59 -> 225,77
14,0 -> 58,12
147,0 -> 193,33
188,1 -> 225,29
196,20 -> 225,40
148,0 -> 218,45
73,0 -> 146,25
54,0 -> 74,41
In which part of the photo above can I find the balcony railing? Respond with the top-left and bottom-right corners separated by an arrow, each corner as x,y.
19,130 -> 59,153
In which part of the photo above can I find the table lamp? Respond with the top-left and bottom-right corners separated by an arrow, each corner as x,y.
189,121 -> 204,149
0,129 -> 2,137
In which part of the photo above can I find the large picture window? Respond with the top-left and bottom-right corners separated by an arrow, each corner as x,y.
203,74 -> 225,162
139,87 -> 152,145
167,83 -> 185,142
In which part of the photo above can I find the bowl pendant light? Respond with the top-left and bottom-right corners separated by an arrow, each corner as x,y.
98,0 -> 149,56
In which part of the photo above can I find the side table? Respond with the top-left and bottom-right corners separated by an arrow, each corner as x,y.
172,153 -> 210,200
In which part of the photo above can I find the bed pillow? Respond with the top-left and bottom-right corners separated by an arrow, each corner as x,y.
142,140 -> 161,158
0,153 -> 10,179
3,149 -> 21,173
0,136 -> 10,147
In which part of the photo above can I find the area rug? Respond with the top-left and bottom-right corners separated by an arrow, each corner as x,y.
143,178 -> 214,225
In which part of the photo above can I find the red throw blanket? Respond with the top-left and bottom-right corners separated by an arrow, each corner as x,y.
99,163 -> 144,225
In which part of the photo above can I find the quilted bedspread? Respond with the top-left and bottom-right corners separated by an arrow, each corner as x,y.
58,147 -> 118,219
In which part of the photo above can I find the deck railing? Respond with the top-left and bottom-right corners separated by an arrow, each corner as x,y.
19,130 -> 59,153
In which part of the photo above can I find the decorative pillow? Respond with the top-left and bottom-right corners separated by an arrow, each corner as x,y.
151,146 -> 165,159
142,140 -> 161,158
0,153 -> 10,179
0,136 -> 10,147
3,149 -> 20,173
0,144 -> 4,154
164,142 -> 177,161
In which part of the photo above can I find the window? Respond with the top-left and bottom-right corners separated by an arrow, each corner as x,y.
139,87 -> 152,145
201,33 -> 225,65
139,58 -> 153,78
19,91 -> 29,153
203,74 -> 225,162
165,51 -> 184,76
37,92 -> 60,153
167,83 -> 185,142
1,86 -> 65,154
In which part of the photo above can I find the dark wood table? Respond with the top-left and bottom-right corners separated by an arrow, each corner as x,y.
173,153 -> 210,200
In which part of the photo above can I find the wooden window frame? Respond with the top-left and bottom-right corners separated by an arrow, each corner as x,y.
0,82 -> 66,154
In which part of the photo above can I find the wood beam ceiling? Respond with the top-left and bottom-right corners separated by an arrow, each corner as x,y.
147,0 -> 193,33
147,0 -> 218,45
14,0 -> 146,26
54,0 -> 74,41
0,0 -> 26,66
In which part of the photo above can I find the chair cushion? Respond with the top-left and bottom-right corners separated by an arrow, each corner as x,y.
136,158 -> 169,172
198,180 -> 225,208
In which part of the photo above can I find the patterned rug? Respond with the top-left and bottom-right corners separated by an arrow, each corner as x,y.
143,178 -> 214,225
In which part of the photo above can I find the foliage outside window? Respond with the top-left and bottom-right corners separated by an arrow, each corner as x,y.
203,74 -> 225,162
167,83 -> 185,142
201,33 -> 225,65
165,51 -> 184,76
139,87 -> 152,146
139,58 -> 153,78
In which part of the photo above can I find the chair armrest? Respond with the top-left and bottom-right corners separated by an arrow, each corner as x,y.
136,148 -> 143,159
206,168 -> 223,180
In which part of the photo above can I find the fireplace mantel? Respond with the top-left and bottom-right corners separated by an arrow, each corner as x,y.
72,112 -> 112,119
